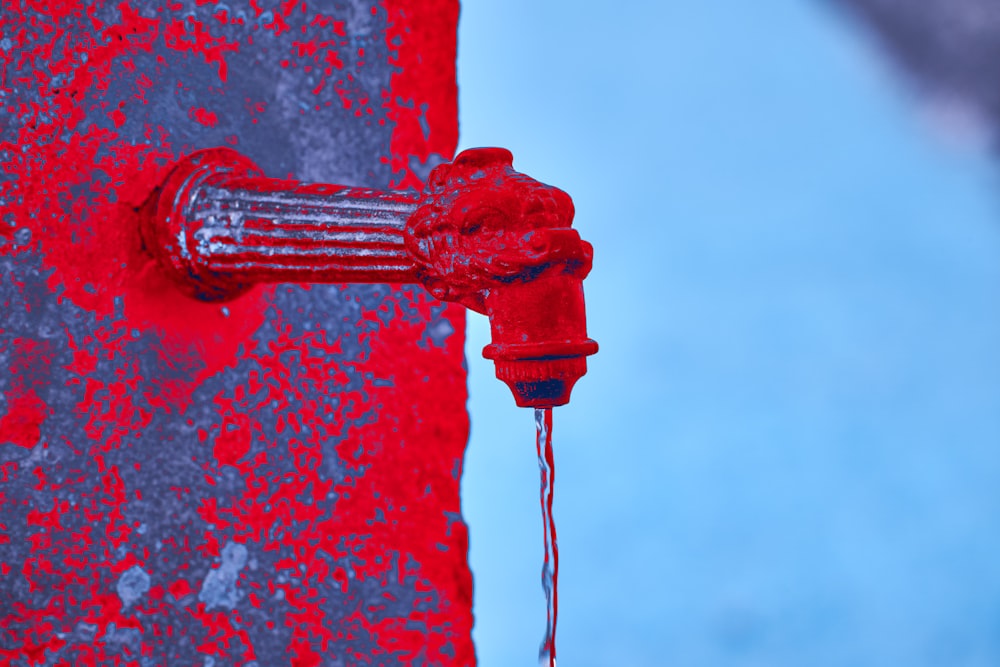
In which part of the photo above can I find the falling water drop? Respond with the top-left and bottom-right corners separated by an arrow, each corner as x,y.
535,407 -> 558,667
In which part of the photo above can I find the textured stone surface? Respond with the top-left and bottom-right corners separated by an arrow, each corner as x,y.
0,0 -> 471,664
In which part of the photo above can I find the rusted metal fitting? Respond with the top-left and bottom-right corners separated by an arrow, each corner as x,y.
141,146 -> 597,407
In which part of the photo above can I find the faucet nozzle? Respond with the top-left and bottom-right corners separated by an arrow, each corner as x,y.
406,148 -> 598,408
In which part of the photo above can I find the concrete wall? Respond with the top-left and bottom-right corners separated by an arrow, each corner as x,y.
0,1 -> 472,664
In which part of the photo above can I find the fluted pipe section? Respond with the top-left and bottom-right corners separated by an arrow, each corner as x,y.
141,147 -> 421,301
191,179 -> 419,280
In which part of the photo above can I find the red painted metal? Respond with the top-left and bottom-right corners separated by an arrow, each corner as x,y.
143,146 -> 598,408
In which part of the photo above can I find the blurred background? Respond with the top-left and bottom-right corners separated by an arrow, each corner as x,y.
456,1 -> 1000,666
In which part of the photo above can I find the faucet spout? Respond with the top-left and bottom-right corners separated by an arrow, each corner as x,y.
406,148 -> 597,407
141,147 -> 597,407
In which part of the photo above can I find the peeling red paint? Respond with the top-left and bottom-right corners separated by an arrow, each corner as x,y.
2,0 -> 470,664
190,106 -> 218,127
163,15 -> 239,82
0,387 -> 47,448
383,0 -> 459,189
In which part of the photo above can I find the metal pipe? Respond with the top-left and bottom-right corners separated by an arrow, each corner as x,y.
141,147 -> 598,407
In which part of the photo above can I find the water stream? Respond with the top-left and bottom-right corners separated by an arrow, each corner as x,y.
535,407 -> 558,667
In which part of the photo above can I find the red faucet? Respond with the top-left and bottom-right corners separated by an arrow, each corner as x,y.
141,146 -> 597,408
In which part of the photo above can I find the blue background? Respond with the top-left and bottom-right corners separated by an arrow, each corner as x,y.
456,1 -> 1000,666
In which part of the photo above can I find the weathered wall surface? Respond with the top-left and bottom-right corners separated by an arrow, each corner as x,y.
0,0 -> 472,664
